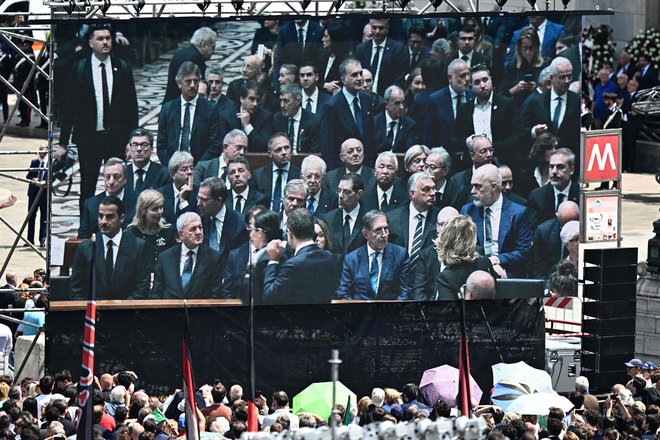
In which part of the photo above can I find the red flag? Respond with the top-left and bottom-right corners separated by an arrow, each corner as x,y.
458,331 -> 472,417
183,317 -> 200,440
247,400 -> 259,432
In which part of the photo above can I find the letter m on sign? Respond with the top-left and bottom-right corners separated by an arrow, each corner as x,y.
584,132 -> 620,182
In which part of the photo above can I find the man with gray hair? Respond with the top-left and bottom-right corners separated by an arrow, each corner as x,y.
374,85 -> 417,153
156,151 -> 197,226
425,147 -> 466,210
450,134 -> 495,208
465,270 -> 496,300
78,157 -> 136,239
280,179 -> 308,233
251,133 -> 301,213
151,211 -> 223,299
362,151 -> 407,213
461,164 -> 531,279
205,65 -> 234,111
226,55 -> 263,103
158,61 -> 222,165
523,56 -> 580,161
194,129 -> 248,187
273,83 -> 320,153
163,26 -> 217,103
301,155 -> 336,215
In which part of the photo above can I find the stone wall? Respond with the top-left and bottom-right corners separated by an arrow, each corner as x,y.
636,266 -> 660,364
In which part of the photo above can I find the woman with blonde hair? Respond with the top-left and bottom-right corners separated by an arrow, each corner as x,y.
127,189 -> 178,266
433,215 -> 496,300
397,144 -> 430,188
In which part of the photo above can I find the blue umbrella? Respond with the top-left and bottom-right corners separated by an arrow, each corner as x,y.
490,380 -> 535,411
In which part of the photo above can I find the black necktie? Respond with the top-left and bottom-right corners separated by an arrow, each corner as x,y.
305,97 -> 312,112
371,46 -> 382,73
381,193 -> 388,211
235,194 -> 243,213
135,169 -> 145,194
342,214 -> 351,251
556,193 -> 566,212
387,121 -> 396,148
272,169 -> 284,212
105,240 -> 114,280
100,62 -> 110,130
298,27 -> 304,47
484,207 -> 493,256
38,161 -> 46,181
411,53 -> 418,69
181,102 -> 191,151
461,55 -> 469,62
220,165 -> 227,182
288,118 -> 296,152
353,98 -> 363,136
553,96 -> 563,130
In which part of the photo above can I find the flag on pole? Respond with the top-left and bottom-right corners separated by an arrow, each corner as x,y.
343,395 -> 351,425
183,308 -> 200,440
458,298 -> 472,417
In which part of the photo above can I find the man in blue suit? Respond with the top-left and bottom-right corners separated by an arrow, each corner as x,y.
461,164 -> 532,279
504,17 -> 564,66
423,59 -> 474,155
157,62 -> 222,166
336,210 -> 411,301
355,18 -> 406,96
263,208 -> 337,304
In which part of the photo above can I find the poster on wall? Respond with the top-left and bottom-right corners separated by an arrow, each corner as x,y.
581,190 -> 620,243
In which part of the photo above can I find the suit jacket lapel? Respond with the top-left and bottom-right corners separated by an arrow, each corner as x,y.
498,199 -> 512,249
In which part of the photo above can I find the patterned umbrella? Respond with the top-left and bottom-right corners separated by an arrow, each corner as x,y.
490,380 -> 536,411
419,364 -> 483,407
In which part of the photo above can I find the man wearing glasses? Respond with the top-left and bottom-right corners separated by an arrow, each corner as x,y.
336,210 -> 411,301
125,128 -> 171,200
452,25 -> 490,69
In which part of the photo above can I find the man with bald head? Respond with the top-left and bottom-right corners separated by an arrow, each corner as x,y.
461,164 -> 532,279
532,200 -> 579,280
226,55 -> 263,102
412,206 -> 459,300
325,138 -> 375,192
465,270 -> 496,300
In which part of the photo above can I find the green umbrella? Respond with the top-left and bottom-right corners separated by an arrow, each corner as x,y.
293,381 -> 357,421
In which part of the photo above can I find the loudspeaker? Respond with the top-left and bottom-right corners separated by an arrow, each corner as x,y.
583,318 -> 635,336
581,352 -> 633,372
583,283 -> 636,301
583,266 -> 637,284
581,368 -> 629,391
584,248 -> 638,266
582,301 -> 636,320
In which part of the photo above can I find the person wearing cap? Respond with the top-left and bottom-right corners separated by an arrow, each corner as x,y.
601,91 -> 622,130
642,361 -> 656,386
371,388 -> 385,408
625,358 -> 645,392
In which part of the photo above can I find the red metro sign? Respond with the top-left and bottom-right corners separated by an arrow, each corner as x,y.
581,129 -> 622,183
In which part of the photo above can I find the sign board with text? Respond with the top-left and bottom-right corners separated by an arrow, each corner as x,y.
580,129 -> 622,183
580,190 -> 621,244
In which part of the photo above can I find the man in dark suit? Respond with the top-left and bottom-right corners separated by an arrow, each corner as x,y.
453,65 -> 522,169
299,63 -> 330,119
25,147 -> 48,247
226,156 -> 268,215
219,80 -> 274,153
58,24 -> 138,212
194,129 -> 248,187
527,148 -> 579,232
355,19 -> 406,96
616,52 -> 637,81
323,173 -> 368,254
205,65 -> 234,112
425,147 -> 467,210
386,172 -> 439,271
601,92 -> 623,130
320,58 -> 376,169
151,212 -> 223,299
162,27 -> 216,105
157,62 -> 222,166
336,210 -> 411,301
499,165 -> 528,207
273,20 -> 324,90
362,152 -> 407,213
449,135 -> 496,209
78,158 -> 136,239
523,57 -> 581,164
156,152 -> 198,226
251,133 -> 301,213
197,177 -> 246,265
622,78 -> 642,172
461,164 -> 532,279
226,55 -> 262,103
451,24 -> 490,69
636,54 -> 659,91
262,208 -> 336,304
532,201 -> 579,280
125,128 -> 171,200
301,155 -> 337,216
70,196 -> 150,300
272,84 -> 320,153
405,25 -> 430,73
423,59 -> 474,155
373,85 -> 417,154
504,17 -> 564,65
325,138 -> 376,193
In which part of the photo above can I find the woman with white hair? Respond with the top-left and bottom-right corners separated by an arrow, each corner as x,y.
560,220 -> 580,266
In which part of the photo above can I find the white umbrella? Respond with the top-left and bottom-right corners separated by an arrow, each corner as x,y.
507,392 -> 574,415
491,361 -> 553,393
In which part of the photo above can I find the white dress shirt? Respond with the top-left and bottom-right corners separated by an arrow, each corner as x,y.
179,244 -> 199,275
102,228 -> 123,268
304,87 -> 320,114
472,92 -> 493,141
485,195 -> 503,256
343,203 -> 361,235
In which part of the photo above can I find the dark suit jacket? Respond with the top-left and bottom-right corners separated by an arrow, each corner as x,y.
201,208 -> 246,263
336,243 -> 411,300
452,94 -> 522,167
325,166 -> 375,195
412,246 -> 439,301
220,242 -> 251,301
156,184 -> 198,227
637,65 -> 659,91
320,91 -> 376,169
226,78 -> 245,104
323,205 -> 369,254
162,45 -> 207,105
373,113 -> 417,154
522,90 -> 581,162
361,182 -> 407,213
59,55 -> 138,154
527,182 -> 579,232
263,243 -> 337,304
226,188 -> 269,215
272,109 -> 320,153
424,86 -> 475,153
532,217 -> 562,280
78,192 -> 136,239
70,232 -> 150,300
311,187 -> 338,216
435,176 -> 469,211
219,104 -> 273,153
157,96 -> 222,166
355,38 -> 407,96
26,159 -> 47,198
193,157 -> 222,187
406,47 -> 430,72
250,163 -> 302,210
125,162 -> 171,199
313,90 -> 331,119
273,21 -> 325,88
434,256 -> 494,300
215,94 -> 235,114
461,197 -> 532,278
386,205 -> 439,251
151,244 -> 223,299
451,50 -> 491,70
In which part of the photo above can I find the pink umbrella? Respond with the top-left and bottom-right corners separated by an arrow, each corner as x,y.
419,364 -> 483,407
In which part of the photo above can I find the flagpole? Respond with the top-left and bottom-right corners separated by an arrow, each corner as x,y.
458,287 -> 472,417
246,246 -> 259,432
183,300 -> 200,440
329,349 -> 342,440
